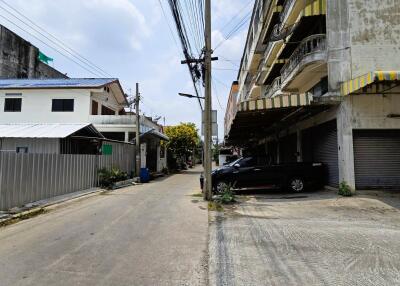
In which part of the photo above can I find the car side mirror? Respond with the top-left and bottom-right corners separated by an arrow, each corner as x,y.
234,163 -> 240,168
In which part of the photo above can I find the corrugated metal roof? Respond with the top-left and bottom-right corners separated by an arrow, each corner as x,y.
0,123 -> 96,138
0,78 -> 118,89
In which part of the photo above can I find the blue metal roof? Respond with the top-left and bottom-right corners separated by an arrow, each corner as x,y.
0,78 -> 119,89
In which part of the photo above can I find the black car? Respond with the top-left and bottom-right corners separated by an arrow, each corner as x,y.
200,156 -> 326,193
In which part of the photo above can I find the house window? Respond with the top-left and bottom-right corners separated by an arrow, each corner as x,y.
4,98 -> 22,112
52,99 -> 74,112
16,147 -> 28,153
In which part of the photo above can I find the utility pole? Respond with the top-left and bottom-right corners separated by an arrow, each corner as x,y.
135,83 -> 141,178
203,0 -> 212,201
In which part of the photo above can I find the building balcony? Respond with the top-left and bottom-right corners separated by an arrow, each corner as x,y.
280,0 -> 296,23
264,76 -> 284,98
280,34 -> 327,93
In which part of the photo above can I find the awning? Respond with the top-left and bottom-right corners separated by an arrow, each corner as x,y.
0,123 -> 104,139
238,93 -> 312,112
226,93 -> 333,145
341,71 -> 400,96
135,129 -> 169,142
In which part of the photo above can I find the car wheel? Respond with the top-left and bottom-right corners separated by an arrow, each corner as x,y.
215,181 -> 228,194
289,177 -> 305,192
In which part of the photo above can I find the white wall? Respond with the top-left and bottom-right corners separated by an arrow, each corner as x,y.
0,88 -> 126,124
0,89 -> 92,123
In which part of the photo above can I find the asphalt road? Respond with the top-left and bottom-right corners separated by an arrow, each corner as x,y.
208,190 -> 400,286
0,167 -> 208,286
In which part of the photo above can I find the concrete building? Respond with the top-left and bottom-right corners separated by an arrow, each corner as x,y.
225,0 -> 400,190
0,25 -> 67,79
0,78 -> 168,172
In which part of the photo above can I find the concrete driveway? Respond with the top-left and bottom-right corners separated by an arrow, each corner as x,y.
0,167 -> 208,286
209,189 -> 400,286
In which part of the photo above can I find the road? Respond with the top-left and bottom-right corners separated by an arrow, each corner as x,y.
208,190 -> 400,286
0,167 -> 208,286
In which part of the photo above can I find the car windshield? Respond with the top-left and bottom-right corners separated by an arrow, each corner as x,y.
227,158 -> 242,167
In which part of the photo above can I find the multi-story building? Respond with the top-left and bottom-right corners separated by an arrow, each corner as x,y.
225,0 -> 400,190
0,78 -> 168,171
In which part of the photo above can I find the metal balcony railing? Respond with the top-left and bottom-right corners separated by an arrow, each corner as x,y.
264,76 -> 282,98
280,34 -> 326,82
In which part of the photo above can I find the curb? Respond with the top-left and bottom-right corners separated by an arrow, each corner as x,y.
0,188 -> 103,227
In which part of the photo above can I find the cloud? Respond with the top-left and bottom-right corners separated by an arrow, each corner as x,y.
2,0 -> 152,52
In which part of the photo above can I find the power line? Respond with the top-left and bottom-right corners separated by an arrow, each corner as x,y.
214,10 -> 252,50
158,0 -> 181,52
211,77 -> 224,111
0,0 -> 112,77
167,0 -> 204,110
0,13 -> 104,77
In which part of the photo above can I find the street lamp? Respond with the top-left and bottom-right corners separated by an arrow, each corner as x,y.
178,92 -> 205,99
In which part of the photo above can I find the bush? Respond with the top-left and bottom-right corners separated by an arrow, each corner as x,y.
338,181 -> 353,197
161,167 -> 169,175
98,167 -> 128,189
215,183 -> 236,204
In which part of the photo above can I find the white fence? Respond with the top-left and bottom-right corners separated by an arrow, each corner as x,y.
0,142 -> 135,211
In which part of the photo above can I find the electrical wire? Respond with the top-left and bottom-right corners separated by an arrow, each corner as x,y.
0,13 -> 104,77
0,0 -> 112,77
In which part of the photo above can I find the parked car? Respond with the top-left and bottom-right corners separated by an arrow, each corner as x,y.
200,156 -> 326,193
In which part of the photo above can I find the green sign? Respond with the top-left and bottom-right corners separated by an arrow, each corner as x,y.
38,50 -> 54,64
102,144 -> 113,155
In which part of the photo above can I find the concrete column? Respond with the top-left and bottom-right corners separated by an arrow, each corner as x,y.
124,132 -> 129,143
337,98 -> 356,190
296,129 -> 302,162
98,103 -> 102,115
326,0 -> 351,94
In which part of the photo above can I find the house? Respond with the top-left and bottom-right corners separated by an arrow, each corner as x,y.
0,78 -> 168,172
225,0 -> 400,190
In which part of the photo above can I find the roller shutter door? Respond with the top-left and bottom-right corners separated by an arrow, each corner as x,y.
280,133 -> 297,163
302,120 -> 339,187
353,130 -> 400,189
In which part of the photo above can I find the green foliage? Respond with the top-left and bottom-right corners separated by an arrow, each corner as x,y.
338,181 -> 353,197
208,201 -> 224,211
164,123 -> 200,165
98,167 -> 128,189
161,167 -> 169,175
215,183 -> 236,204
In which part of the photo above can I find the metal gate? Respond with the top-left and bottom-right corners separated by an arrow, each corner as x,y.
302,120 -> 339,187
353,130 -> 400,189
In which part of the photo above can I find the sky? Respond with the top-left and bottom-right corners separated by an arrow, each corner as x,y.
0,0 -> 254,139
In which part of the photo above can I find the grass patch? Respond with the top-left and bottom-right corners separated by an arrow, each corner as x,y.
190,193 -> 203,198
338,181 -> 354,197
208,201 -> 223,212
0,208 -> 47,228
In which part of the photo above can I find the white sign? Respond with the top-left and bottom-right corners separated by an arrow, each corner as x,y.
201,123 -> 218,137
202,110 -> 217,124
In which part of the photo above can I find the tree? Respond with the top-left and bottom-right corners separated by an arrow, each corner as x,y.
164,123 -> 200,165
